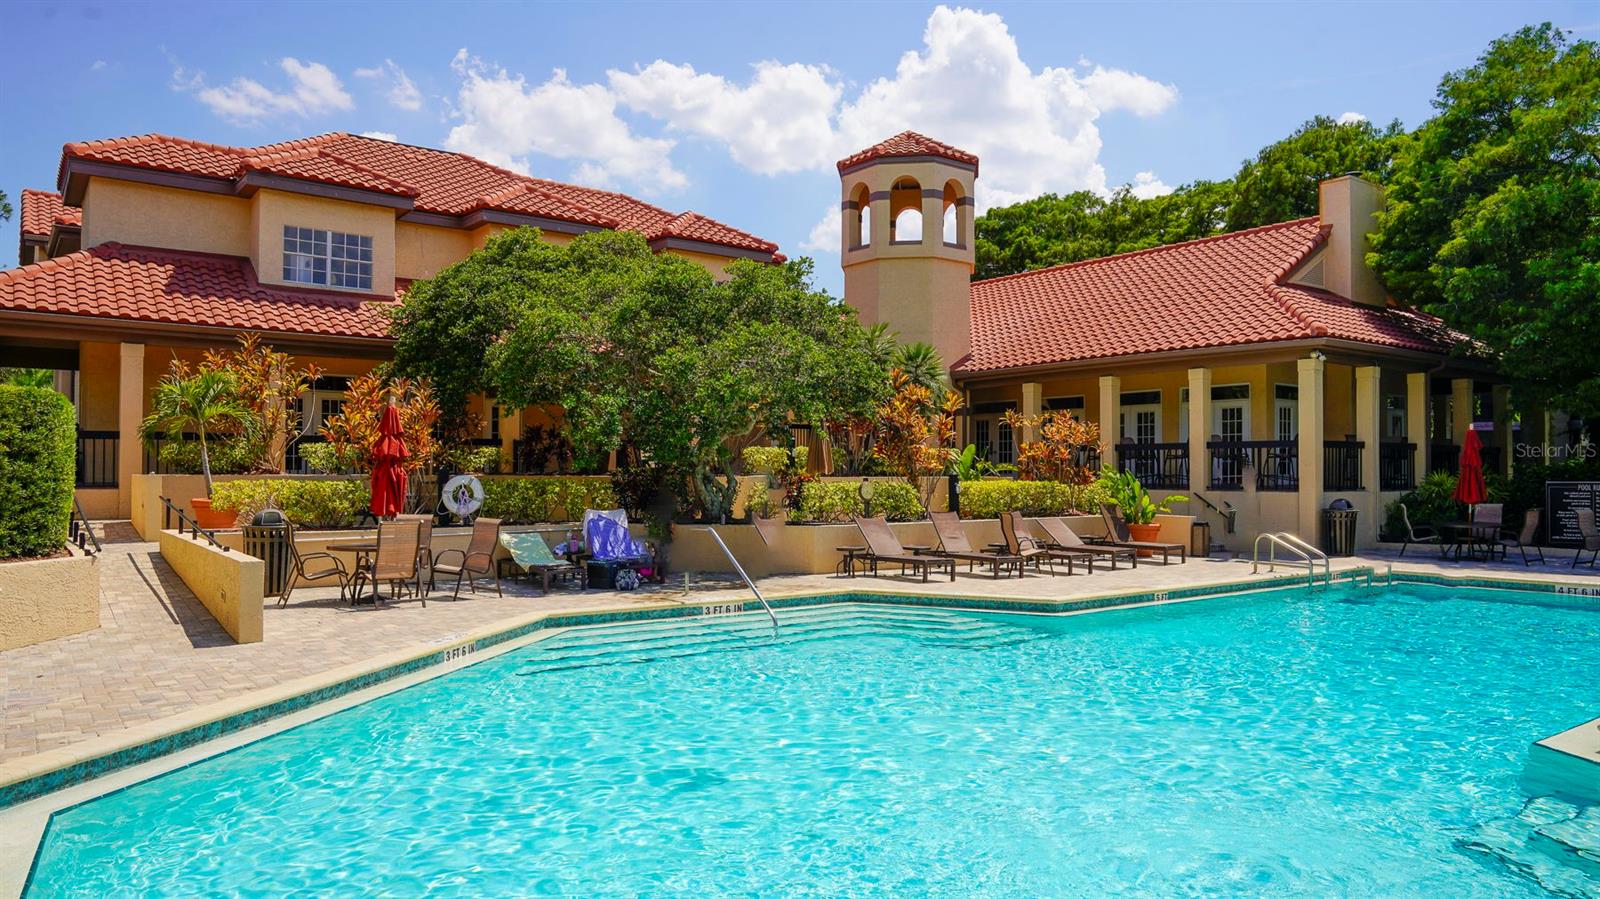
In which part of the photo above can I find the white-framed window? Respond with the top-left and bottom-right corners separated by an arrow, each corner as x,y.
1119,389 -> 1162,444
1385,395 -> 1406,439
283,226 -> 373,290
1274,383 -> 1298,442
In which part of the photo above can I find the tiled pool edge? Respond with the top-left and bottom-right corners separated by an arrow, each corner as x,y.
0,569 -> 1330,812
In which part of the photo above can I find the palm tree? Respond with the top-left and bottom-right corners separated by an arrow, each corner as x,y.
892,342 -> 948,399
138,369 -> 252,494
861,322 -> 898,371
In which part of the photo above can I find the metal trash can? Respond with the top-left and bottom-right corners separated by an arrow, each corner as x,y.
243,509 -> 292,599
1190,521 -> 1211,558
1320,501 -> 1358,556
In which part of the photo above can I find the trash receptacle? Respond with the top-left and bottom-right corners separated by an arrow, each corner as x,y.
243,509 -> 292,599
1321,501 -> 1358,556
1190,520 -> 1211,558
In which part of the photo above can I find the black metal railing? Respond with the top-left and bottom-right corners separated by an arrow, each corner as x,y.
161,496 -> 230,551
1116,442 -> 1189,489
1323,440 -> 1364,491
1207,440 -> 1298,491
1479,444 -> 1502,473
1379,441 -> 1416,491
284,435 -> 328,474
75,429 -> 119,488
69,498 -> 101,555
143,433 -> 199,474
1429,443 -> 1459,475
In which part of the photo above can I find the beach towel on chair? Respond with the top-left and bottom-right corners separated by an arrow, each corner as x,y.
583,509 -> 651,562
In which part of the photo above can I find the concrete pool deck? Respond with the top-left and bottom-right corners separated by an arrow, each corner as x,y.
3,527 -> 1599,832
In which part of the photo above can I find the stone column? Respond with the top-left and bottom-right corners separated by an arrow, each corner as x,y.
1451,378 -> 1474,448
1406,371 -> 1428,484
1492,384 -> 1512,475
1187,367 -> 1211,493
921,188 -> 943,248
1296,356 -> 1326,539
117,342 -> 146,519
1020,382 -> 1042,444
1097,375 -> 1120,471
868,190 -> 892,248
1354,366 -> 1383,546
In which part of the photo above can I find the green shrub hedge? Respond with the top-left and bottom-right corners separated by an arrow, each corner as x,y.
957,479 -> 1114,519
797,480 -> 923,522
209,479 -> 371,529
0,386 -> 77,558
480,477 -> 617,523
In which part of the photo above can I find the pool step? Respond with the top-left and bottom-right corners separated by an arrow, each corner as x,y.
515,605 -> 1029,675
1458,795 -> 1600,896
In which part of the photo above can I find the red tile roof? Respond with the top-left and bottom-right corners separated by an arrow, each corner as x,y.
960,218 -> 1460,373
0,243 -> 394,341
837,131 -> 980,175
20,190 -> 79,238
58,132 -> 779,259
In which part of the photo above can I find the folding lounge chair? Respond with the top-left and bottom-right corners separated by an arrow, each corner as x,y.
500,531 -> 586,593
1000,511 -> 1093,575
852,516 -> 955,582
1034,516 -> 1138,570
926,511 -> 1023,578
431,517 -> 503,600
1099,505 -> 1187,564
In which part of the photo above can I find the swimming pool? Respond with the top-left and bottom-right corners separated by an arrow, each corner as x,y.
24,582 -> 1600,896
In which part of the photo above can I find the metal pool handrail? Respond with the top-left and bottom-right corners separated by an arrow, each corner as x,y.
1252,531 -> 1330,586
700,527 -> 778,630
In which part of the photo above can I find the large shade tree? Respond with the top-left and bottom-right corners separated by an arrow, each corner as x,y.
1370,24 -> 1600,413
392,228 -> 889,520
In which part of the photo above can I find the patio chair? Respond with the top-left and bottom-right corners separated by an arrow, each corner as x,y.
1396,503 -> 1442,558
350,518 -> 424,607
926,511 -> 1023,578
1573,509 -> 1600,569
1098,505 -> 1187,564
999,511 -> 1093,575
397,513 -> 434,595
500,531 -> 585,593
431,517 -> 503,600
1034,516 -> 1138,570
1493,509 -> 1544,566
851,516 -> 955,582
280,519 -> 350,606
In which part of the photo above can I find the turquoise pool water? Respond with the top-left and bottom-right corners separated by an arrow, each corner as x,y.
26,583 -> 1600,896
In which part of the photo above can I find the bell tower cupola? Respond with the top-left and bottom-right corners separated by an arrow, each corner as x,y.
837,131 -> 977,368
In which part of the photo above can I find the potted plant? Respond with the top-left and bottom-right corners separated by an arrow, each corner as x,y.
1100,469 -> 1187,553
139,369 -> 252,529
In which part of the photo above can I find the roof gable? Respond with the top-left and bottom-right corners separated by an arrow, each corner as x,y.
20,189 -> 80,238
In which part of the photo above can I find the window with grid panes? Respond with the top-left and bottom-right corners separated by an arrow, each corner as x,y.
283,226 -> 373,290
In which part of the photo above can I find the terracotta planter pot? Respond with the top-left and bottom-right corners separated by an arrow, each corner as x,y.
1126,522 -> 1162,557
189,498 -> 238,530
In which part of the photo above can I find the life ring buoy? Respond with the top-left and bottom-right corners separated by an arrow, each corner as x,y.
441,475 -> 485,518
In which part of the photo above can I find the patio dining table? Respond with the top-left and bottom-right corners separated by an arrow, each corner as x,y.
1436,520 -> 1498,562
326,539 -> 379,604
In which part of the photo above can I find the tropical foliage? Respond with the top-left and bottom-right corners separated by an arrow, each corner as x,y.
138,368 -> 252,494
1097,469 -> 1187,525
1002,409 -> 1101,484
873,371 -> 959,510
0,386 -> 76,558
319,373 -> 440,474
479,476 -> 618,523
796,480 -> 923,523
957,479 -> 1113,519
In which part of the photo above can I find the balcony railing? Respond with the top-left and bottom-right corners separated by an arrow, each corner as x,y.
1115,442 -> 1188,490
1207,440 -> 1298,491
1379,441 -> 1416,491
1322,440 -> 1364,491
143,432 -> 199,474
75,430 -> 119,488
1429,443 -> 1459,475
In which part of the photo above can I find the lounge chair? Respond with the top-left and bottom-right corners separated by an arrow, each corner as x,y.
1034,516 -> 1139,570
431,517 -> 503,600
1396,503 -> 1442,558
501,531 -> 586,593
1573,509 -> 1600,568
926,511 -> 1023,578
350,518 -> 424,606
1098,505 -> 1186,564
851,516 -> 955,582
1493,509 -> 1543,566
1000,511 -> 1094,575
281,518 -> 350,606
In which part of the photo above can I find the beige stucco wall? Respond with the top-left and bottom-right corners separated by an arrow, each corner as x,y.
159,529 -> 264,643
80,178 -> 253,257
0,547 -> 100,651
250,189 -> 397,295
395,221 -> 474,281
77,341 -> 120,430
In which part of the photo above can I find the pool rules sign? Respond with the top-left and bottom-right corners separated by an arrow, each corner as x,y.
1544,481 -> 1600,547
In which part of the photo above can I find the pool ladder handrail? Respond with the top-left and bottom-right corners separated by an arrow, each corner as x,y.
700,527 -> 778,630
1251,531 -> 1331,587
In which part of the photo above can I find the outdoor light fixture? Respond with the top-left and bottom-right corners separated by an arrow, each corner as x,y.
859,477 -> 877,517
1310,351 -> 1327,362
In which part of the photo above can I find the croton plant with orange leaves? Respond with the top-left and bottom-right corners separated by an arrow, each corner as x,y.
872,370 -> 960,510
1001,409 -> 1101,485
320,373 -> 441,474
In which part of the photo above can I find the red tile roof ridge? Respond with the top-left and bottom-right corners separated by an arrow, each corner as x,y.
836,131 -> 980,173
20,189 -> 79,236
238,145 -> 423,197
971,216 -> 1323,287
63,132 -> 240,158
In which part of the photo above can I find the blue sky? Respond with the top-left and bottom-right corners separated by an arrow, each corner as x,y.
3,1 -> 1593,295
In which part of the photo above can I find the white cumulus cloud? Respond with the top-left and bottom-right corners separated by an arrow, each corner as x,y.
800,204 -> 842,253
1127,171 -> 1173,199
360,131 -> 399,142
445,49 -> 685,191
189,58 -> 353,123
1336,111 -> 1368,125
356,59 -> 423,111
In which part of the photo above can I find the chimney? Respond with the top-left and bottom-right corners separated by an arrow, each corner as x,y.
1317,174 -> 1387,306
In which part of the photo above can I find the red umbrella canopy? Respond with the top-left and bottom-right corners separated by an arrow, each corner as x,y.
1454,428 -> 1487,507
370,404 -> 410,518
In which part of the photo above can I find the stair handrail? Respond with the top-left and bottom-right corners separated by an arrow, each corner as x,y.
160,496 -> 230,552
69,498 -> 101,555
700,527 -> 777,630
1251,531 -> 1330,586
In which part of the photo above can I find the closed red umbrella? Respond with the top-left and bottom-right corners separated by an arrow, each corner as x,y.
1454,428 -> 1487,509
370,404 -> 409,519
